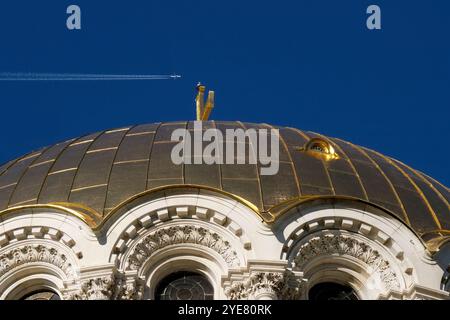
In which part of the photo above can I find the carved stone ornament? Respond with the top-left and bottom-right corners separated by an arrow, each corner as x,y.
225,271 -> 305,300
65,276 -> 115,300
293,234 -> 400,290
126,225 -> 240,270
64,275 -> 145,300
0,244 -> 76,279
115,278 -> 145,300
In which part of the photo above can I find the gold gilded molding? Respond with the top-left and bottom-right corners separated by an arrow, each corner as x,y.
100,184 -> 262,230
0,185 -> 263,231
0,186 -> 444,252
0,203 -> 99,228
424,233 -> 450,253
265,194 -> 430,248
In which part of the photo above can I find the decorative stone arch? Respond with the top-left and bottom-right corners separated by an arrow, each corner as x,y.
140,245 -> 229,299
1,265 -> 65,300
114,218 -> 247,300
104,189 -> 266,268
0,239 -> 80,299
273,197 -> 427,255
123,222 -> 242,270
290,230 -> 404,299
0,207 -> 96,261
110,208 -> 251,266
103,188 -> 268,254
100,189 -> 264,300
0,225 -> 83,259
274,199 -> 445,299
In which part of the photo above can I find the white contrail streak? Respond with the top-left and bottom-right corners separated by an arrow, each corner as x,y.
0,73 -> 181,81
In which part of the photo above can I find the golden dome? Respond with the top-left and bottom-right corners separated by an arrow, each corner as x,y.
0,121 -> 448,248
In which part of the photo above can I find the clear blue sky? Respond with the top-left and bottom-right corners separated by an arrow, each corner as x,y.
0,1 -> 448,185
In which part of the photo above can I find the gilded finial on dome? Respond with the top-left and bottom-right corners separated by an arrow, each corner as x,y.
195,82 -> 215,121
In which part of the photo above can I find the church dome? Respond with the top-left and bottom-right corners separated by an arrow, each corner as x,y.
0,121 -> 448,247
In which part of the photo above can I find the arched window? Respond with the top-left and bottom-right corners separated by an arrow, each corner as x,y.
155,271 -> 214,300
21,290 -> 61,300
308,282 -> 358,300
302,138 -> 339,160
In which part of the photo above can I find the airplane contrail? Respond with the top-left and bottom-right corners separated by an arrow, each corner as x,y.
0,73 -> 181,81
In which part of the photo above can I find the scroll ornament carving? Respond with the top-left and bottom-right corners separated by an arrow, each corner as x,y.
64,275 -> 145,300
65,276 -> 115,300
115,278 -> 145,300
293,234 -> 400,290
0,245 -> 76,279
225,271 -> 305,300
126,225 -> 240,270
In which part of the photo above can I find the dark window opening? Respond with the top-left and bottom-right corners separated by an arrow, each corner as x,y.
310,143 -> 327,153
308,282 -> 358,300
155,271 -> 214,300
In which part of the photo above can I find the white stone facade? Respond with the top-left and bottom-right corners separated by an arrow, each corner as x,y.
0,190 -> 448,300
